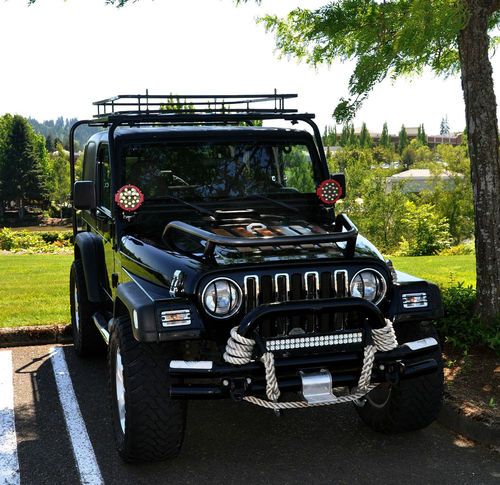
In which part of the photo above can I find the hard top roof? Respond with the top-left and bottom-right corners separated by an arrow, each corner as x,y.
88,125 -> 315,144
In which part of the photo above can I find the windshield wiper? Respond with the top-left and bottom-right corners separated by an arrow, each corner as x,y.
251,194 -> 300,214
162,195 -> 216,218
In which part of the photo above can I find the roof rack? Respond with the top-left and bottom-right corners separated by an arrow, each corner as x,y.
93,90 -> 298,120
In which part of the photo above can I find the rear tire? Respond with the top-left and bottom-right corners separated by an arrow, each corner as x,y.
70,260 -> 105,357
355,322 -> 444,433
109,315 -> 186,462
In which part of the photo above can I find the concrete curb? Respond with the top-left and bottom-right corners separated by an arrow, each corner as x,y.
0,324 -> 72,348
437,397 -> 499,448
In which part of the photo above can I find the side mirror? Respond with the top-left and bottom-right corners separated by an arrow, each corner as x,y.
73,180 -> 96,210
329,173 -> 346,199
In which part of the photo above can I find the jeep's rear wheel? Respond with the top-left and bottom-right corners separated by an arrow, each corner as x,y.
109,315 -> 186,462
70,260 -> 105,356
355,322 -> 444,433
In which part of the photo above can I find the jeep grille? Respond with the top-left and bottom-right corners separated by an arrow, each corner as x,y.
243,270 -> 361,338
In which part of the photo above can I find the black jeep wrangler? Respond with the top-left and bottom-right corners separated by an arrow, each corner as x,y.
69,93 -> 444,463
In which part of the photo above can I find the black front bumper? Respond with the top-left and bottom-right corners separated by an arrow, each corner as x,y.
169,340 -> 439,399
168,298 -> 440,400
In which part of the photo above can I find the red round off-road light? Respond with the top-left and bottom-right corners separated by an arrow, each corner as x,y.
316,179 -> 343,205
114,185 -> 144,212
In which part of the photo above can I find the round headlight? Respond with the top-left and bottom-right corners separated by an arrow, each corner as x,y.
202,278 -> 242,318
350,269 -> 387,305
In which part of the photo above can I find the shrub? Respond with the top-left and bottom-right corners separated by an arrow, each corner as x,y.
438,242 -> 475,256
0,228 -> 72,253
438,283 -> 499,353
397,201 -> 451,256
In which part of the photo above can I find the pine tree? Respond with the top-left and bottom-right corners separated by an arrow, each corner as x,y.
419,123 -> 427,146
348,124 -> 358,146
359,122 -> 372,147
339,124 -> 350,146
380,122 -> 391,148
440,116 -> 450,136
398,125 -> 408,154
45,134 -> 54,152
0,115 -> 49,219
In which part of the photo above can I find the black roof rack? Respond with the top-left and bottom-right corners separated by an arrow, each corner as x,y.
93,90 -> 298,120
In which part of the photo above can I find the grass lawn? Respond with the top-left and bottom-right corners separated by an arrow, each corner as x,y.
0,253 -> 476,328
0,253 -> 73,327
391,254 -> 476,288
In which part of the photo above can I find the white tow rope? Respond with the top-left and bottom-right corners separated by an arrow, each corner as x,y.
223,322 -> 398,410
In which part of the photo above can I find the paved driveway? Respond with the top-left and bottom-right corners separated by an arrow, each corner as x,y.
1,345 -> 499,485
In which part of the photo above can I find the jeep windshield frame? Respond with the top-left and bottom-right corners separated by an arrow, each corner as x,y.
117,132 -> 322,203
69,93 -> 329,237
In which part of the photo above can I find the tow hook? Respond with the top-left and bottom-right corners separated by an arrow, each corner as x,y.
229,378 -> 249,402
385,361 -> 405,385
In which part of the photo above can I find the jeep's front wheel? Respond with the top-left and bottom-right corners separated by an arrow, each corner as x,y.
109,316 -> 186,462
355,323 -> 444,433
70,260 -> 105,357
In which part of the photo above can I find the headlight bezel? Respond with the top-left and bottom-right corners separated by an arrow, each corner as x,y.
201,277 -> 243,319
349,268 -> 387,305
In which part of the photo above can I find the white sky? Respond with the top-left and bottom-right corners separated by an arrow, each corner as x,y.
1,0 -> 499,135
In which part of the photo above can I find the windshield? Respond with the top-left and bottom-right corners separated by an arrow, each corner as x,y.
122,141 -> 317,200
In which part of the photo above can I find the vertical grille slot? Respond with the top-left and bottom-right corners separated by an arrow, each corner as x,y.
304,271 -> 319,332
334,270 -> 349,330
320,272 -> 334,332
244,275 -> 259,312
274,274 -> 290,335
260,275 -> 274,338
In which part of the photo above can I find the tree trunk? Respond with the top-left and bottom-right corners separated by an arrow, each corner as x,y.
458,0 -> 500,321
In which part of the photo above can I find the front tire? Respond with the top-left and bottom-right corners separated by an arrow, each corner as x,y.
356,322 -> 444,433
109,315 -> 186,462
70,260 -> 105,357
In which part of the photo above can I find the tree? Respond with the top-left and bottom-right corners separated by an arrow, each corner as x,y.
417,124 -> 427,146
45,134 -> 54,153
232,0 -> 500,320
0,115 -> 49,219
339,124 -> 351,147
323,125 -> 337,146
48,142 -> 71,217
359,122 -> 372,148
379,122 -> 391,149
440,116 -> 451,136
398,125 -> 408,154
348,124 -> 358,146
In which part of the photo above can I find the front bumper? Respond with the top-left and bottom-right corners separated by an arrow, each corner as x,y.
168,297 -> 440,400
169,339 -> 439,399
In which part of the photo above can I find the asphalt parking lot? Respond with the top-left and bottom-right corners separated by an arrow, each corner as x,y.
1,345 -> 499,485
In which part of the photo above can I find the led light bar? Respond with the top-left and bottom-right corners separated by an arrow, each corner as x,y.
266,332 -> 363,351
402,292 -> 428,309
160,309 -> 191,327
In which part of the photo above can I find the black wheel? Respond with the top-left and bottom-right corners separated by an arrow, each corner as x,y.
109,315 -> 186,462
70,260 -> 105,357
355,322 -> 444,433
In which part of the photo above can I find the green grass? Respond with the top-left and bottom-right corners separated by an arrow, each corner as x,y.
0,253 -> 476,328
0,254 -> 73,327
391,254 -> 476,288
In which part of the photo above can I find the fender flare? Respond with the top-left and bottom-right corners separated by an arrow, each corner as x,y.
115,282 -> 158,342
74,232 -> 108,303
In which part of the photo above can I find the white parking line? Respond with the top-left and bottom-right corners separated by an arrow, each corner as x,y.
50,347 -> 104,485
0,351 -> 20,485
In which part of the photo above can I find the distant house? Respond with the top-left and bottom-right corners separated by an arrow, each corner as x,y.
386,169 -> 457,193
